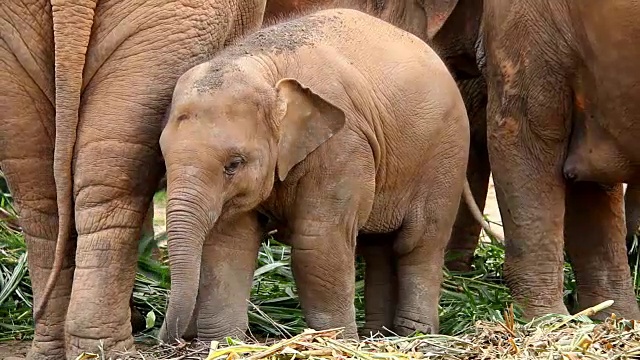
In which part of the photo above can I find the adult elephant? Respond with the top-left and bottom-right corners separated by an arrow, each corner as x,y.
480,0 -> 640,319
0,1 -> 266,359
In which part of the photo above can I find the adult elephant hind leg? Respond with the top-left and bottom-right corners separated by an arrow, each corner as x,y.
485,46 -> 573,319
357,235 -> 398,337
65,95 -> 163,357
0,5 -> 73,358
564,182 -> 640,319
61,0 -> 259,352
1,66 -> 73,360
64,49 -> 166,359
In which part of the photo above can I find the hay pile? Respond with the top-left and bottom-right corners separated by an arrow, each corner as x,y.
96,301 -> 640,360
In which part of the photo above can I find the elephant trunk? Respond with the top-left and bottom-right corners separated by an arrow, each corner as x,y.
34,0 -> 98,322
160,181 -> 221,343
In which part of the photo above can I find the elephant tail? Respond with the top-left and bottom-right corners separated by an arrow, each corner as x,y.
463,178 -> 505,243
33,0 -> 98,322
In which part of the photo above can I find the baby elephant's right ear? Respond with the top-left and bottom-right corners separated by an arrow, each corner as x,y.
275,78 -> 346,182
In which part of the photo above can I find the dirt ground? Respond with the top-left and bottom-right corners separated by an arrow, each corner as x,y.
0,340 -> 160,359
0,340 -> 30,359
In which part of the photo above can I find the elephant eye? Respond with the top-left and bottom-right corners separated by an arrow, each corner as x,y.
224,156 -> 245,177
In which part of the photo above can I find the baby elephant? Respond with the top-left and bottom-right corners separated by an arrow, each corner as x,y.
158,8 -> 470,343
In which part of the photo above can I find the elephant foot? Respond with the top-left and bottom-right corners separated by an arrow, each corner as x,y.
445,257 -> 474,272
393,312 -> 437,336
445,245 -> 477,273
26,340 -> 66,360
359,327 -> 395,338
592,302 -> 640,321
130,304 -> 147,334
574,292 -> 640,321
520,301 -> 569,321
359,317 -> 395,338
66,336 -> 135,359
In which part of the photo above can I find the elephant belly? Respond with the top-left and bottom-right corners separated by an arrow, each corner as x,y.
358,182 -> 418,235
575,2 -> 640,166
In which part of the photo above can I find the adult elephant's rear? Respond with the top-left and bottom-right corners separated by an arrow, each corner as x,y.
0,1 -> 62,358
12,0 -> 266,358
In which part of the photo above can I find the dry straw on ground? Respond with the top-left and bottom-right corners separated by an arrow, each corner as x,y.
78,301 -> 640,360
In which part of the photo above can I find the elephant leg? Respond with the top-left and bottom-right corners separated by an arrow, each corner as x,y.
65,73 -> 164,357
1,90 -> 73,360
129,201 -> 156,335
195,212 -> 263,341
485,48 -> 573,319
446,76 -> 490,272
66,111 -> 162,356
129,294 -> 147,334
565,182 -> 640,319
393,181 -> 462,336
289,222 -> 358,339
357,235 -> 398,337
140,200 -> 155,241
62,0 -> 269,352
446,143 -> 490,271
488,128 -> 569,317
392,123 -> 467,336
63,7 -> 224,357
0,11 -> 73,359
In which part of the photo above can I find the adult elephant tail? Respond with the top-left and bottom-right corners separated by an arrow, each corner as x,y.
463,179 -> 505,243
33,0 -> 98,322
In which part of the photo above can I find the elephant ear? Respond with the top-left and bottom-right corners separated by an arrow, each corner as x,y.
275,78 -> 346,182
423,0 -> 459,39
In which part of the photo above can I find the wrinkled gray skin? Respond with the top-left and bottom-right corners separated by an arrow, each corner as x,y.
0,0 -> 265,358
261,0 -> 491,270
345,0 -> 639,319
344,0 -> 491,271
422,0 -> 490,271
158,8 -> 470,343
483,0 -> 639,319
